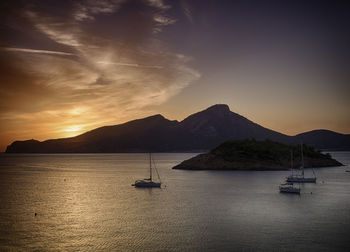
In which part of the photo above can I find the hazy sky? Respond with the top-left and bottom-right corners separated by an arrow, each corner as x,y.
1,0 -> 349,151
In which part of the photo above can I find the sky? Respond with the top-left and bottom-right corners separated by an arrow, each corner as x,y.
0,0 -> 349,152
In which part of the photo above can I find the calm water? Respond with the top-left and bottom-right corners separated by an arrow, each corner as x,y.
0,152 -> 349,251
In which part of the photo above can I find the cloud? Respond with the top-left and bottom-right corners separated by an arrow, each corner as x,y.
2,47 -> 74,56
153,14 -> 177,33
146,0 -> 170,10
0,0 -> 200,149
96,60 -> 163,69
181,0 -> 194,24
74,0 -> 125,21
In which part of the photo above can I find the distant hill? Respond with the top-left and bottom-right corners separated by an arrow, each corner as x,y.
5,104 -> 350,153
295,130 -> 350,151
173,139 -> 343,170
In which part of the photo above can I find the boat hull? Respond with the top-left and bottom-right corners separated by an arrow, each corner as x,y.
133,180 -> 161,188
279,187 -> 300,194
286,177 -> 316,183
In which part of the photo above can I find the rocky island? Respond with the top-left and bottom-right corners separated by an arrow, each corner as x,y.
173,139 -> 343,170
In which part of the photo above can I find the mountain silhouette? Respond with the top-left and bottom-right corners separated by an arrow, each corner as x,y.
5,104 -> 350,153
295,129 -> 350,150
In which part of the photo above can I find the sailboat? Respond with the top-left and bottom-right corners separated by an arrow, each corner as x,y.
279,182 -> 300,194
279,150 -> 300,194
132,153 -> 161,188
286,143 -> 316,183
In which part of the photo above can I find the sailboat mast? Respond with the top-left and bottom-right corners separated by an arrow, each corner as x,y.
149,153 -> 152,181
301,143 -> 304,177
291,149 -> 293,176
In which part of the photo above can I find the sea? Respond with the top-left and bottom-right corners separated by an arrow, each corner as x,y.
0,152 -> 349,251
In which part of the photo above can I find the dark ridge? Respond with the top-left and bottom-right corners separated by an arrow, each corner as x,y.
295,129 -> 350,150
5,104 -> 350,153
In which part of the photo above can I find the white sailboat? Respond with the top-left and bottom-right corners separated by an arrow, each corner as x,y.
132,153 -> 161,188
286,143 -> 316,183
280,150 -> 301,194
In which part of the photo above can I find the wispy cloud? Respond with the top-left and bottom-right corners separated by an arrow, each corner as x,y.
181,0 -> 194,24
146,0 -> 171,10
96,60 -> 163,69
0,0 -> 200,149
74,0 -> 125,21
26,10 -> 81,48
153,13 -> 177,33
2,47 -> 74,56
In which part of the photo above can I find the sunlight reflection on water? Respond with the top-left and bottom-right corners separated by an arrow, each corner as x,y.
0,152 -> 349,251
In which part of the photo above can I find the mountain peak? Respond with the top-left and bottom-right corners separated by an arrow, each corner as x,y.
6,104 -> 350,153
146,114 -> 165,120
206,104 -> 230,112
181,104 -> 231,124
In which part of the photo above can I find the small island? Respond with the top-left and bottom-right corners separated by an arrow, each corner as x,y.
173,139 -> 343,170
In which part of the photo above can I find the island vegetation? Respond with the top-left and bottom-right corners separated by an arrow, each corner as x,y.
173,139 -> 343,170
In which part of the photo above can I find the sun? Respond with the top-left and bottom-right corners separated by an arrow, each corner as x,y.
63,126 -> 82,132
60,126 -> 83,138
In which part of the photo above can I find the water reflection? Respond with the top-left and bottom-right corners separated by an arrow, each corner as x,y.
0,153 -> 349,251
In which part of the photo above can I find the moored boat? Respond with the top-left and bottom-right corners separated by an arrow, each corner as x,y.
286,143 -> 316,183
279,182 -> 300,194
279,150 -> 300,194
132,153 -> 161,188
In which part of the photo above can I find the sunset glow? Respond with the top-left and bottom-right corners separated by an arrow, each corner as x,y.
0,0 -> 349,152
63,127 -> 82,133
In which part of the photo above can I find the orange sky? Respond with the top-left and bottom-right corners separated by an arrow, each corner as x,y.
0,0 -> 349,152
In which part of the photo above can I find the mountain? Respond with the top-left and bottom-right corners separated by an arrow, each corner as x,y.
6,114 -> 181,153
174,104 -> 293,150
295,130 -> 350,151
173,139 -> 343,170
5,104 -> 350,153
